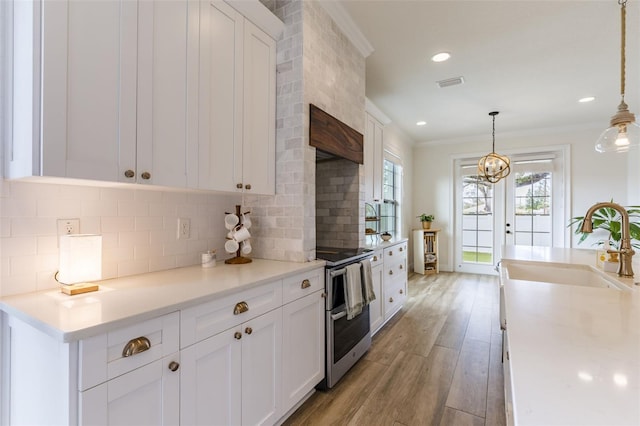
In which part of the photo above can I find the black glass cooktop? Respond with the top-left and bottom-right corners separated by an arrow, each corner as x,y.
316,247 -> 373,267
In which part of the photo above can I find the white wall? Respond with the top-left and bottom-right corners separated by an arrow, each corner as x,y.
412,123 -> 631,271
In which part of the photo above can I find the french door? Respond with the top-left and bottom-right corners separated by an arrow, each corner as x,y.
454,149 -> 567,275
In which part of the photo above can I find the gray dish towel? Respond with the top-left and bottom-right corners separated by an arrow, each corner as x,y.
361,259 -> 376,304
344,263 -> 363,320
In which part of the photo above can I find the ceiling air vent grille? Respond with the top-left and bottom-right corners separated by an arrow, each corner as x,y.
437,76 -> 465,88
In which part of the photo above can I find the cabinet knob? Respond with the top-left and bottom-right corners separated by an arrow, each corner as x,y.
168,361 -> 180,372
388,270 -> 393,275
141,172 -> 151,180
399,264 -> 404,270
122,336 -> 151,357
245,184 -> 252,190
234,301 -> 249,315
388,251 -> 393,256
373,256 -> 378,261
389,297 -> 394,303
321,292 -> 327,298
399,289 -> 404,294
301,279 -> 311,289
124,169 -> 135,178
245,327 -> 253,335
234,331 -> 242,340
399,247 -> 403,252
236,183 -> 243,189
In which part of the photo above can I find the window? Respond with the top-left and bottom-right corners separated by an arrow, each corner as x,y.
380,158 -> 402,236
461,174 -> 494,264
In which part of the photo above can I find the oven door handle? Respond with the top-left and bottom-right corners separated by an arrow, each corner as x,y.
329,268 -> 347,278
331,310 -> 347,321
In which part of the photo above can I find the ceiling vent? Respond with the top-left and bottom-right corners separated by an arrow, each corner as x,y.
437,76 -> 465,88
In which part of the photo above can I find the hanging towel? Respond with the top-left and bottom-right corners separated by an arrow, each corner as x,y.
344,263 -> 363,320
361,259 -> 376,304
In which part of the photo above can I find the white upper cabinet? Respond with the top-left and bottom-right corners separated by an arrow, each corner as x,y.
23,0 -> 197,186
198,0 -> 277,194
8,0 -> 280,193
364,112 -> 384,202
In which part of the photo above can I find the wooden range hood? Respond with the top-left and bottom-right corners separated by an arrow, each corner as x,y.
309,104 -> 363,164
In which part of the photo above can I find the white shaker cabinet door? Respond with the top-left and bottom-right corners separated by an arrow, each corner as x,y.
281,290 -> 325,414
241,19 -> 276,195
135,0 -> 197,187
40,0 -> 138,181
198,0 -> 244,192
180,326 -> 243,426
241,308 -> 282,426
79,355 -> 180,426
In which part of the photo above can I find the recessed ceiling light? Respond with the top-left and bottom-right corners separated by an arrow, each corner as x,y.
416,121 -> 427,126
579,96 -> 595,103
431,52 -> 451,62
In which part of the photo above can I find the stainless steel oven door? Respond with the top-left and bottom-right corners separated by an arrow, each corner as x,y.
324,304 -> 371,388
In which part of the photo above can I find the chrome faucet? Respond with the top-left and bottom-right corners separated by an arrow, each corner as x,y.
580,201 -> 635,277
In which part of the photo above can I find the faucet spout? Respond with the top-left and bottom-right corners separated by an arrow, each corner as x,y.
581,202 -> 634,277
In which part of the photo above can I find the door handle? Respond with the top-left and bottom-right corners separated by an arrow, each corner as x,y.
506,230 -> 512,234
331,310 -> 347,321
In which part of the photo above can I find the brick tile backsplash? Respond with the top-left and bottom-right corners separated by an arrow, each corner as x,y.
0,180 -> 241,296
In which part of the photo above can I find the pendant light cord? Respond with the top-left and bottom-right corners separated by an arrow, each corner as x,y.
620,0 -> 627,100
491,112 -> 497,153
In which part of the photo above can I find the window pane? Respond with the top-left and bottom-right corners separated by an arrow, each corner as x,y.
461,175 -> 493,265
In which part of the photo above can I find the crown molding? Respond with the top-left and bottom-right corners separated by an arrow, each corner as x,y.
365,98 -> 391,125
317,1 -> 374,58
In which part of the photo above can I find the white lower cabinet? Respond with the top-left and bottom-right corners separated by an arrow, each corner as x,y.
368,250 -> 385,335
80,354 -> 180,426
1,267 -> 324,426
181,308 -> 282,426
281,290 -> 325,414
382,242 -> 408,323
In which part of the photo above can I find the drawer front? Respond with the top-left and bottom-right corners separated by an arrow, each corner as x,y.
370,250 -> 383,269
282,268 -> 324,305
181,280 -> 282,348
79,311 -> 180,391
384,254 -> 407,280
384,279 -> 404,318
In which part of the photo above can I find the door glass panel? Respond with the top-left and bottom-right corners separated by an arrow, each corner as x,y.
513,172 -> 552,246
462,175 -> 494,264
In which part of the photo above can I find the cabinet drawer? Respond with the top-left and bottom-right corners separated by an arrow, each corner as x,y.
79,311 -> 180,391
384,280 -> 404,317
282,268 -> 324,305
181,280 -> 282,348
384,255 -> 407,279
370,250 -> 383,269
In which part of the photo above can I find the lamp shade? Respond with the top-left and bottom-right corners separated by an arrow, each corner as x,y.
595,121 -> 640,153
58,234 -> 102,285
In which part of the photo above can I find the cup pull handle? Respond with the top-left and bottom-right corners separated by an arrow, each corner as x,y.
234,301 -> 249,315
301,279 -> 311,289
122,337 -> 151,357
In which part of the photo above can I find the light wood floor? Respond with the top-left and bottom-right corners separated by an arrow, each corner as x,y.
284,272 -> 506,426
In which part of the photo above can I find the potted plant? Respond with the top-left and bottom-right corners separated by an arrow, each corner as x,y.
568,201 -> 640,269
417,214 -> 435,230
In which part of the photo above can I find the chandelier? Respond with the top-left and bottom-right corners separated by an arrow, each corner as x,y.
595,0 -> 639,153
478,111 -> 510,183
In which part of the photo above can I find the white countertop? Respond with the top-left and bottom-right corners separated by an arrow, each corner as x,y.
501,246 -> 640,426
364,237 -> 408,251
0,259 -> 325,343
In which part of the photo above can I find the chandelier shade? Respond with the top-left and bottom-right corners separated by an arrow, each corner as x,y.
478,111 -> 510,183
595,0 -> 639,152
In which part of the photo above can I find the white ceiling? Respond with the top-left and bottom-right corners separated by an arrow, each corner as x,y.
339,0 -> 640,144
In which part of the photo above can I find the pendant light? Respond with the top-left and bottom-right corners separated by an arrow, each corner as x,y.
595,0 -> 640,153
478,111 -> 511,183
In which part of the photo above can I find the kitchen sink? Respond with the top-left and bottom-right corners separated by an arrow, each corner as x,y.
503,261 -> 629,291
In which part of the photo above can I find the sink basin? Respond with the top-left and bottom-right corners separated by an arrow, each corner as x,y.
503,261 -> 628,291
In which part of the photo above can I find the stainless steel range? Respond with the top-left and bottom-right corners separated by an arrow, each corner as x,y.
316,247 -> 373,389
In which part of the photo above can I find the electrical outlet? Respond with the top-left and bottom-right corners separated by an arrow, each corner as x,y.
178,218 -> 190,239
57,218 -> 80,236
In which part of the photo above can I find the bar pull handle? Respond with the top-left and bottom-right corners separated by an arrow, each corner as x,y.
234,301 -> 249,315
331,310 -> 347,321
122,337 -> 151,358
